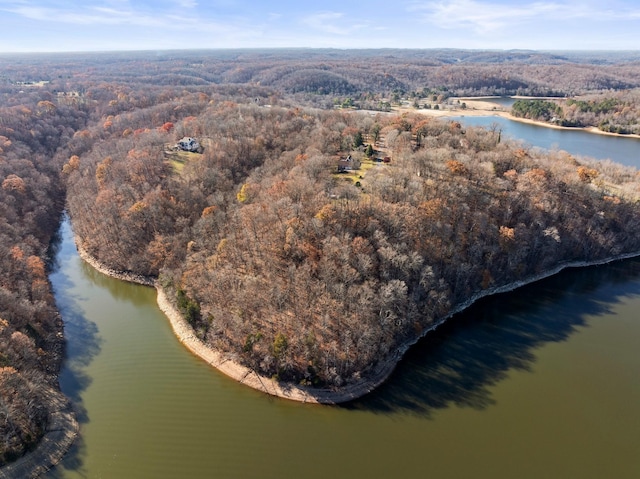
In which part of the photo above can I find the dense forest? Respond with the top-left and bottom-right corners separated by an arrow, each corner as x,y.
0,85 -> 86,464
66,104 -> 640,388
511,90 -> 640,134
2,48 -> 640,472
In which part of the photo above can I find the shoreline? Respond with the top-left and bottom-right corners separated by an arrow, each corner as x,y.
74,237 -> 640,405
75,241 -> 406,403
0,389 -> 78,479
395,100 -> 640,140
74,241 -> 347,404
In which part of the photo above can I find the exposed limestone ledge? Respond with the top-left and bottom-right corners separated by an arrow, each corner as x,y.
75,237 -> 640,405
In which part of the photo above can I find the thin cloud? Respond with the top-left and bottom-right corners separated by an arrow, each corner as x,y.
5,4 -> 163,26
410,0 -> 640,33
0,2 -> 241,32
302,11 -> 370,35
1,0 -> 638,51
302,12 -> 350,35
176,0 -> 197,8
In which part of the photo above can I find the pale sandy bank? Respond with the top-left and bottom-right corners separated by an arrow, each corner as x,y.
8,236 -> 637,478
73,237 -> 640,406
395,99 -> 640,140
74,239 -> 378,404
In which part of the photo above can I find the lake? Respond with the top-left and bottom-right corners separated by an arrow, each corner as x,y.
453,115 -> 640,167
45,121 -> 640,478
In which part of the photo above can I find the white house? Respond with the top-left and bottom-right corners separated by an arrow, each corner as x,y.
176,137 -> 201,152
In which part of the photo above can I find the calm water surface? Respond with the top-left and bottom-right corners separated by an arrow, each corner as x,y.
452,114 -> 640,167
466,96 -> 517,108
47,211 -> 640,479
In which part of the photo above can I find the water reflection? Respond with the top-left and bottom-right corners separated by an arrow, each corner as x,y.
348,259 -> 640,415
50,224 -> 102,415
79,260 -> 151,307
45,216 -> 640,478
484,96 -> 517,108
48,220 -> 102,477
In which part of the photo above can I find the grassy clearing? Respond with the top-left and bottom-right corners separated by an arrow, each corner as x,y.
332,156 -> 389,188
164,150 -> 200,174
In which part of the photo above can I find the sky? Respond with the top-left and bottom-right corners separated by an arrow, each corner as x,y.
0,0 -> 639,53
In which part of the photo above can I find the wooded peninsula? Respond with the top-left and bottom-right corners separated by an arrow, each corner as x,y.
2,49 -> 640,475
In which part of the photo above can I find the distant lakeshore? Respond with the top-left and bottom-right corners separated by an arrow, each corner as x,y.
395,98 -> 640,140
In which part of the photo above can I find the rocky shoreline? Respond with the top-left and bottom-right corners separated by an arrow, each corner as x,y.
75,240 -> 359,403
74,237 -> 640,405
0,389 -> 78,479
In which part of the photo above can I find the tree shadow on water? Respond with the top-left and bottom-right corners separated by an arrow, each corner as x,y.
44,440 -> 88,479
344,258 -> 640,417
45,221 -> 103,478
79,260 -> 154,307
